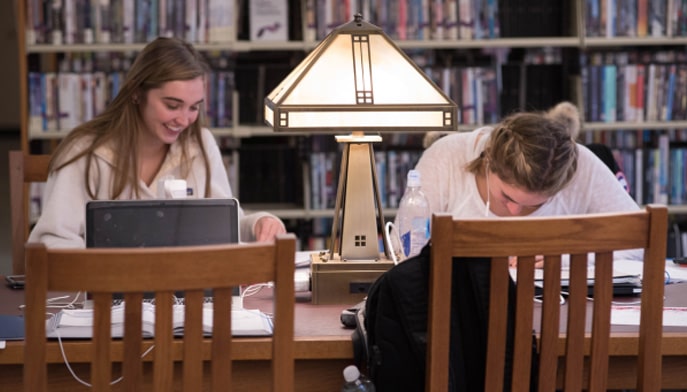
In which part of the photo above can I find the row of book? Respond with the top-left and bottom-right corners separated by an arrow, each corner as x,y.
359,0 -> 502,41
583,130 -> 687,205
585,0 -> 687,38
25,0 -> 236,45
25,60 -> 561,135
615,141 -> 687,206
425,64 -> 501,125
580,50 -> 687,123
25,0 -> 576,46
27,67 -> 235,135
313,0 -> 571,41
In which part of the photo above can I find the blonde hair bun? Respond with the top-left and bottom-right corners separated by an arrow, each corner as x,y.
546,101 -> 581,140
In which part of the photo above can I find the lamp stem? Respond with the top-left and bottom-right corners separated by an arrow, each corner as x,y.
328,135 -> 390,261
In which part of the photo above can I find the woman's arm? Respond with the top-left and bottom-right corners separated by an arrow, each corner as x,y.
27,159 -> 91,248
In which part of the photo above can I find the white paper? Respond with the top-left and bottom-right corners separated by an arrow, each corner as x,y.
612,305 -> 687,326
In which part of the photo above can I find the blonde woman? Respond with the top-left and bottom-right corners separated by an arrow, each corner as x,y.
29,37 -> 285,248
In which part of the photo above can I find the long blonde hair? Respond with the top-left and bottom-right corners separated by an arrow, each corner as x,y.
49,37 -> 212,199
467,102 -> 580,196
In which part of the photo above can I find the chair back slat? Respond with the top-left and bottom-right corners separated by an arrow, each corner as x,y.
182,290 -> 205,392
483,258 -> 509,391
9,151 -> 51,275
123,293 -> 144,391
561,254 -> 588,391
92,293 -> 113,391
537,255 -> 562,390
211,287 -> 234,392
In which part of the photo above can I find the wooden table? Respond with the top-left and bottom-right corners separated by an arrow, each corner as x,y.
2,280 -> 687,390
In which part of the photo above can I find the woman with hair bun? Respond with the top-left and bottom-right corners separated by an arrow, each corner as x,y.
406,101 -> 641,260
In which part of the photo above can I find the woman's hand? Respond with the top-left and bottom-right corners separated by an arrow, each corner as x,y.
508,255 -> 545,269
254,216 -> 286,242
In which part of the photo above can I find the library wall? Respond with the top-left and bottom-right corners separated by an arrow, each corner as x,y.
15,0 -> 687,253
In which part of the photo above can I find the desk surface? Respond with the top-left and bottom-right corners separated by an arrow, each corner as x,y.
3,279 -> 687,390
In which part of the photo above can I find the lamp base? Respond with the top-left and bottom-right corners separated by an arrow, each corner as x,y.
310,252 -> 394,305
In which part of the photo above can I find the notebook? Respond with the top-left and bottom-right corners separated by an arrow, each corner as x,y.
510,265 -> 643,297
532,266 -> 642,297
75,198 -> 271,336
0,315 -> 25,341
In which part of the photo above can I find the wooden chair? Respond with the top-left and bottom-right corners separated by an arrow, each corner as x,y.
24,234 -> 297,392
427,205 -> 668,391
9,150 -> 51,275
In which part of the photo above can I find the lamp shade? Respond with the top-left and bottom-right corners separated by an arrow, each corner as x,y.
264,14 -> 458,133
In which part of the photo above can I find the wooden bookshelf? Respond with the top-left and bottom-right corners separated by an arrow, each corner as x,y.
15,0 -> 687,246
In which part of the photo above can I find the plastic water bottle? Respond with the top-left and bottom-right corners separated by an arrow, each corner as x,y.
397,170 -> 430,259
341,365 -> 376,392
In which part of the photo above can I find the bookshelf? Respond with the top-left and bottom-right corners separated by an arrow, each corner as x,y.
15,0 -> 687,248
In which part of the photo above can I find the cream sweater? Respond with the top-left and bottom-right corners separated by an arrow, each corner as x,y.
28,128 -> 283,248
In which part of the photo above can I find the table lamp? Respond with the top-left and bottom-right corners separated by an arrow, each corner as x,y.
264,14 -> 457,262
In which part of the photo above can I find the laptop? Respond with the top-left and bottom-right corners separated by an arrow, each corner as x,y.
76,199 -> 270,336
85,198 -> 240,248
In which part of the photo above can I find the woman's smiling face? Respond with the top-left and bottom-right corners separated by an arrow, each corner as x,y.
139,77 -> 205,146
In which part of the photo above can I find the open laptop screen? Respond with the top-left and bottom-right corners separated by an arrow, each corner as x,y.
85,198 -> 240,248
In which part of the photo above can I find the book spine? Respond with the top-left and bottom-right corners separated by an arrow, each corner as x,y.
197,0 -> 207,42
25,0 -> 41,44
92,71 -> 107,118
637,0 -> 648,36
665,64 -> 677,120
95,0 -> 110,43
78,0 -> 94,43
29,73 -> 44,132
185,0 -> 197,42
603,63 -> 617,122
431,0 -> 444,40
624,63 -> 637,122
635,63 -> 646,121
304,0 -> 316,42
657,134 -> 669,204
158,0 -> 168,37
121,0 -> 133,42
80,72 -> 95,123
57,72 -> 82,132
147,0 -> 159,41
441,0 -> 457,39
417,0 -> 429,39
397,0 -> 407,40
646,63 -> 658,121
207,0 -> 234,42
50,0 -> 64,45
585,0 -> 600,36
63,0 -> 76,43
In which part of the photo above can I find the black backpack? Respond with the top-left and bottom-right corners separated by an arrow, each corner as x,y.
353,243 -> 537,392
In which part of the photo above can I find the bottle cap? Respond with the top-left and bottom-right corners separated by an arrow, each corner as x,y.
343,365 -> 360,382
407,170 -> 421,187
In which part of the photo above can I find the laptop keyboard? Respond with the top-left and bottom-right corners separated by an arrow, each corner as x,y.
111,295 -> 243,310
111,296 -> 215,307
